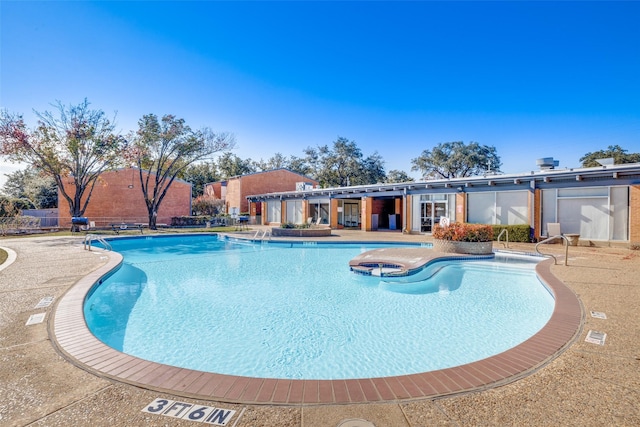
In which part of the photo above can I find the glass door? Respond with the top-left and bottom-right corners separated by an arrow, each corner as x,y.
421,202 -> 433,232
433,202 -> 447,228
346,203 -> 360,227
421,201 -> 448,233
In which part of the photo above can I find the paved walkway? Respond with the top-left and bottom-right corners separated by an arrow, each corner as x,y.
0,231 -> 638,426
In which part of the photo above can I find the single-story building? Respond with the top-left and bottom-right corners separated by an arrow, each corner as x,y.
204,169 -> 318,221
247,162 -> 640,246
58,167 -> 192,228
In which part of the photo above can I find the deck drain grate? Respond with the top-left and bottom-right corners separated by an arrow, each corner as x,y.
26,313 -> 46,326
590,311 -> 607,319
35,296 -> 54,309
585,330 -> 607,345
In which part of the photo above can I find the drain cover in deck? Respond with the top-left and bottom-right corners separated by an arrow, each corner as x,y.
35,296 -> 54,308
585,330 -> 607,345
26,313 -> 46,325
338,419 -> 375,427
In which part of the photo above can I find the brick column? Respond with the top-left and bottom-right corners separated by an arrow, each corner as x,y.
630,185 -> 640,245
361,197 -> 373,231
532,189 -> 542,240
280,201 -> 287,224
330,199 -> 339,229
405,195 -> 412,233
455,193 -> 466,223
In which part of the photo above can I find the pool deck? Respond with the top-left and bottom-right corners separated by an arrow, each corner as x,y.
1,229 -> 638,426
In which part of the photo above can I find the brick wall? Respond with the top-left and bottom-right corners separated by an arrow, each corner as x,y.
205,169 -> 318,213
58,168 -> 192,228
225,178 -> 242,213
204,182 -> 223,199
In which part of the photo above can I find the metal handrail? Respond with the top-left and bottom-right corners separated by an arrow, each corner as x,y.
535,234 -> 568,265
84,234 -> 112,251
497,229 -> 509,248
253,229 -> 271,241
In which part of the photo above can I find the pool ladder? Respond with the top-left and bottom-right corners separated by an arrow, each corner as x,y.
83,234 -> 112,251
496,229 -> 509,248
253,229 -> 271,241
535,234 -> 569,265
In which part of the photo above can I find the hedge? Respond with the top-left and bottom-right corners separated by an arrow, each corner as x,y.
171,215 -> 212,227
490,224 -> 532,243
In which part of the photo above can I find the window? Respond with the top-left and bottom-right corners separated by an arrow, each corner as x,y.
542,186 -> 629,241
467,191 -> 528,225
266,200 -> 281,223
309,199 -> 330,224
285,200 -> 304,224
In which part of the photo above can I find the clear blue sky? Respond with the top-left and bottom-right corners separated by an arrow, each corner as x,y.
1,1 -> 639,185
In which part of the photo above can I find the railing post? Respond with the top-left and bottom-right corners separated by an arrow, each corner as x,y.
535,234 -> 569,265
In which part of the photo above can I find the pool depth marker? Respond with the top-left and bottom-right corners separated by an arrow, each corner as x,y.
142,398 -> 237,425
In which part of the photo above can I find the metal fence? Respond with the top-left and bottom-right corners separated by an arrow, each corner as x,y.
0,216 -> 42,235
22,209 -> 59,227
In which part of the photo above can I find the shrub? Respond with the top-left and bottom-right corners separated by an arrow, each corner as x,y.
491,224 -> 532,243
171,215 -> 211,227
433,222 -> 493,242
280,222 -> 310,229
0,196 -> 35,217
192,194 -> 225,216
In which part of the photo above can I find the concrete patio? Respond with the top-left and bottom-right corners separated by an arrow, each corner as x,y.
0,230 -> 638,426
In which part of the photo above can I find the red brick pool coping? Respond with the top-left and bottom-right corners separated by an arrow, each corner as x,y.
50,250 -> 583,405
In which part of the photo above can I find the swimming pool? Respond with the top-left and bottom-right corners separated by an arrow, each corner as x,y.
84,235 -> 554,380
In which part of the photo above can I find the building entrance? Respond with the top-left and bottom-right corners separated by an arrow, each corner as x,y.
420,201 -> 447,233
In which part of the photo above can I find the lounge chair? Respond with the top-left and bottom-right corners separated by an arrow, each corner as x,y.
547,222 -> 561,243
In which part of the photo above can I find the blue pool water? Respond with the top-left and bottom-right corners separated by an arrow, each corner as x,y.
84,235 -> 554,380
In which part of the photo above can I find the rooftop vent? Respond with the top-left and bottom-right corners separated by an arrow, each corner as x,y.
536,157 -> 559,170
295,182 -> 314,191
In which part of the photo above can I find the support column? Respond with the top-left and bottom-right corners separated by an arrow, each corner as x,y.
405,194 -> 412,233
280,200 -> 287,224
630,185 -> 640,245
532,189 -> 542,240
330,199 -> 339,229
455,193 -> 466,223
302,199 -> 310,224
361,196 -> 373,231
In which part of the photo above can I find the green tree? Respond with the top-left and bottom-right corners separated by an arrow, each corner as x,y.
217,152 -> 255,178
580,145 -> 640,167
302,137 -> 386,187
253,152 -> 291,171
411,141 -> 501,179
181,161 -> 220,198
385,169 -> 414,183
131,114 -> 235,229
2,167 -> 58,208
0,100 -> 126,227
286,155 -> 313,177
0,196 -> 35,217
360,152 -> 387,185
192,194 -> 225,216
